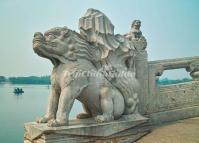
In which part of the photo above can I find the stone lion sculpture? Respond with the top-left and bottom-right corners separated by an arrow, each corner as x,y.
33,26 -> 140,126
33,27 -> 127,127
33,9 -> 141,127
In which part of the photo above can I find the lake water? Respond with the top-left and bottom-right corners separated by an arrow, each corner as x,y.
0,84 -> 83,143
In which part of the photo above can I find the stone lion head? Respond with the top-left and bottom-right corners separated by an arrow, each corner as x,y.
33,26 -> 100,66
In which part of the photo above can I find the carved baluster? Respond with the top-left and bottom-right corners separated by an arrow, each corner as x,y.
186,61 -> 199,80
155,65 -> 164,81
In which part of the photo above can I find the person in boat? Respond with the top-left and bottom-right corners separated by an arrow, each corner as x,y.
14,88 -> 23,93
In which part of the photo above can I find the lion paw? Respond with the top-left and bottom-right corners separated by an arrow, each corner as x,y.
47,119 -> 68,127
95,115 -> 105,123
95,115 -> 114,123
36,116 -> 54,124
76,113 -> 91,119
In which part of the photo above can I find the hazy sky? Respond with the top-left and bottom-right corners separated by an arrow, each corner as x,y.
1,0 -> 199,78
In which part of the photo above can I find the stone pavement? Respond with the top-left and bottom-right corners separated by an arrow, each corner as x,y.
137,117 -> 199,143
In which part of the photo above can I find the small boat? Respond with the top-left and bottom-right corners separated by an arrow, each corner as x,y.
14,88 -> 24,94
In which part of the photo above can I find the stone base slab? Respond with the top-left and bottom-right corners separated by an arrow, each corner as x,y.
148,105 -> 199,125
24,114 -> 151,143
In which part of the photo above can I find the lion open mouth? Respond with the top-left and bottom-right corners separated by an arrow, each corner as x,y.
33,32 -> 60,66
33,32 -> 45,50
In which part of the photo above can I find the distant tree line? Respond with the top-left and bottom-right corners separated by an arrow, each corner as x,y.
156,78 -> 192,85
0,76 -> 6,83
8,76 -> 51,84
0,75 -> 192,85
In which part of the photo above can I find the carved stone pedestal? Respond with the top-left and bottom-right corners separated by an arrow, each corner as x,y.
24,114 -> 151,143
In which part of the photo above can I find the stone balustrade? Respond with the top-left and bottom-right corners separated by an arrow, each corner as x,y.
148,56 -> 199,79
137,56 -> 199,124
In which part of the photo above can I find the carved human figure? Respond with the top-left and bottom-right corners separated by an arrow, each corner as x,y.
125,20 -> 142,40
79,8 -> 140,114
125,20 -> 147,51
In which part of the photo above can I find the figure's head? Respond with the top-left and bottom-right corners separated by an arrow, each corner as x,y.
131,20 -> 141,30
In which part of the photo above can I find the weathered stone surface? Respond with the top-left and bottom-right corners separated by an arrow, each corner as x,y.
24,114 -> 150,143
33,8 -> 143,128
147,81 -> 199,113
149,105 -> 199,124
144,57 -> 199,125
148,56 -> 199,70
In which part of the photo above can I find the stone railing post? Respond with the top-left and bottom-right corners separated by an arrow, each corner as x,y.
134,50 -> 149,114
186,60 -> 199,80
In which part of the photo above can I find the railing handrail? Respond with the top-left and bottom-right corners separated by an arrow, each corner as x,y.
148,56 -> 199,70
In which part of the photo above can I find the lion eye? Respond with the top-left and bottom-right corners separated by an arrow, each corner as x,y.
45,34 -> 56,41
48,34 -> 56,39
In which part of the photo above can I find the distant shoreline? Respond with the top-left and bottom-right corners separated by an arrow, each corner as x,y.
0,76 -> 51,85
0,76 -> 192,85
0,82 -> 50,85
